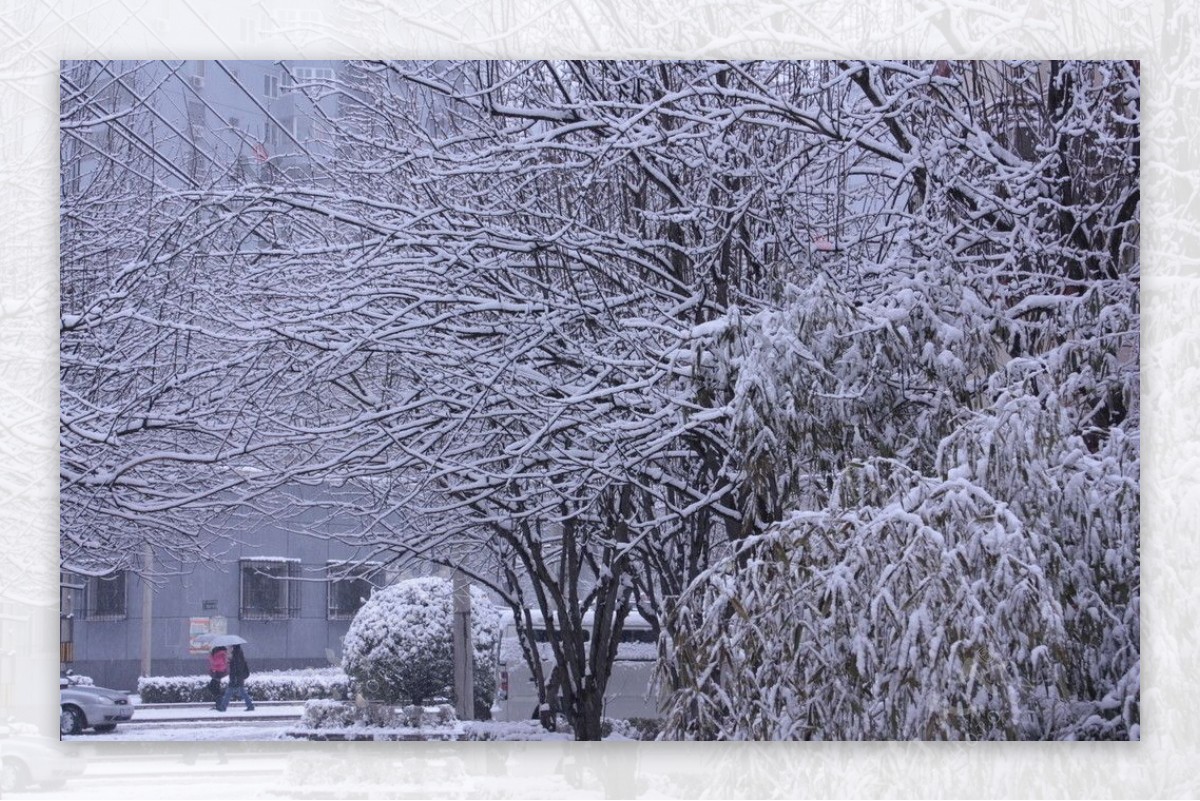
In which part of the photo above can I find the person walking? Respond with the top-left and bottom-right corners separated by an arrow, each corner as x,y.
216,644 -> 255,712
207,646 -> 228,706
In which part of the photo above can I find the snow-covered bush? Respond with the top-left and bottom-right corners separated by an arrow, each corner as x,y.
298,699 -> 459,731
300,699 -> 358,729
661,243 -> 1139,739
458,721 -> 573,741
341,577 -> 501,711
138,668 -> 350,704
601,717 -> 663,741
661,467 -> 1067,740
137,675 -> 210,703
398,703 -> 456,728
248,668 -> 353,702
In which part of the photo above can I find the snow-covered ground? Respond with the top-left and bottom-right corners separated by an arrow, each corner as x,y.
88,721 -> 292,741
127,701 -> 307,723
64,699 -> 600,742
62,700 -> 305,742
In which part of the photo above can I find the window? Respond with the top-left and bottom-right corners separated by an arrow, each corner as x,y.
85,572 -> 127,621
619,628 -> 657,644
239,559 -> 300,620
283,66 -> 335,95
292,66 -> 335,82
531,627 -> 589,643
326,562 -> 379,620
263,74 -> 279,99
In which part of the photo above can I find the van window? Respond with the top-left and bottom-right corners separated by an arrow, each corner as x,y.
531,627 -> 590,643
618,628 -> 657,644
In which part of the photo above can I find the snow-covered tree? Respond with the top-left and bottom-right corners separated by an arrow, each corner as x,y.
59,60 -> 236,574
61,59 -> 1138,740
59,61 -> 388,575
657,60 -> 1139,740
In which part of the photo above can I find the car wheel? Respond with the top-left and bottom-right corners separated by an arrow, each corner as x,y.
93,723 -> 117,733
1,757 -> 30,793
60,704 -> 85,735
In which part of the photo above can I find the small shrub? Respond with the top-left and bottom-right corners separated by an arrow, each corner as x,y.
360,701 -> 399,728
460,721 -> 572,741
623,717 -> 665,740
400,704 -> 424,727
301,699 -> 358,729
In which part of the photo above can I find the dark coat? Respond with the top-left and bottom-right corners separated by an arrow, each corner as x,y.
228,646 -> 250,687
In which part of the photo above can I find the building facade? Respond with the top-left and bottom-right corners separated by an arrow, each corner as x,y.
61,479 -> 399,691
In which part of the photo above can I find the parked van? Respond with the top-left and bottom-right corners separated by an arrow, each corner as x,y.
491,609 -> 663,722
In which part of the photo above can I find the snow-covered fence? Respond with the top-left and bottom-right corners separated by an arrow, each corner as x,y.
138,668 -> 351,704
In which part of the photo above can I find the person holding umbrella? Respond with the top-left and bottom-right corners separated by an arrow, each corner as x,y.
217,643 -> 255,712
207,646 -> 228,706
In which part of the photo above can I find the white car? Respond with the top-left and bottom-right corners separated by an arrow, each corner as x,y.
60,676 -> 136,735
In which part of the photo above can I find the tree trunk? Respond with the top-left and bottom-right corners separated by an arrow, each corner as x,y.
570,682 -> 607,741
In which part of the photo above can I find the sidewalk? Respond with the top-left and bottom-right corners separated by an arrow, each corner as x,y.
131,700 -> 307,723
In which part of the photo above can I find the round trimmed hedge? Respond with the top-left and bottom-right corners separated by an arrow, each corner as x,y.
341,577 -> 500,712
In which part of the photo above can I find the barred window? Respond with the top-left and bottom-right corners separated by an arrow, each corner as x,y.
326,562 -> 379,620
86,572 -> 127,621
291,66 -> 335,82
239,559 -> 300,620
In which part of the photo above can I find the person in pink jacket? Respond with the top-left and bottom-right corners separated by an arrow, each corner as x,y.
207,646 -> 228,705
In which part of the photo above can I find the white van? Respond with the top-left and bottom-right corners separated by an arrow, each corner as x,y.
491,609 -> 663,722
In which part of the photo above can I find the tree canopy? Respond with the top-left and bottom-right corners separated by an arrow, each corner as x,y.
61,59 -> 1139,739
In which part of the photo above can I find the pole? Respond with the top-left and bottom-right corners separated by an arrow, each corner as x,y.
452,568 -> 474,720
140,544 -> 153,677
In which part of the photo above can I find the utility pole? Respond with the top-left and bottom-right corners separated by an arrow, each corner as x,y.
452,568 -> 474,720
140,544 -> 153,677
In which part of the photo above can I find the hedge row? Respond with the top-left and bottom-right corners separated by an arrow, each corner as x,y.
137,668 -> 352,704
300,699 -> 457,730
294,700 -> 663,741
